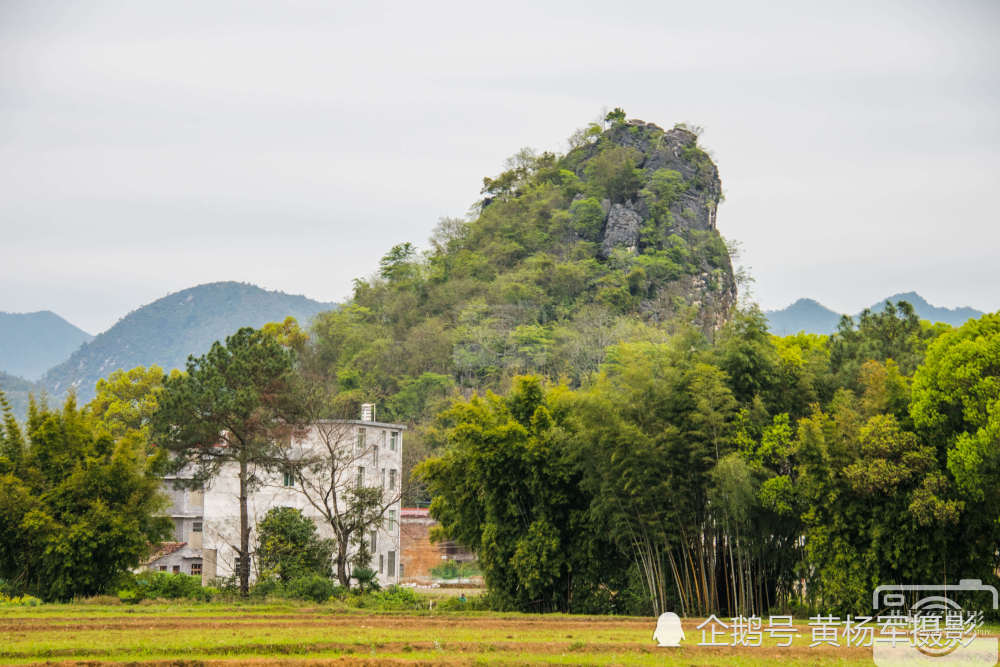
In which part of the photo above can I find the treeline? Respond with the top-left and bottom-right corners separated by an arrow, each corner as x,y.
416,303 -> 1000,616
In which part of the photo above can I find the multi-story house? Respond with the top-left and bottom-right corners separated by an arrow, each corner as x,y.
145,405 -> 404,588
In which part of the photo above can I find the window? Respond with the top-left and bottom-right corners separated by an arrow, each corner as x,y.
389,469 -> 397,490
386,509 -> 396,529
372,444 -> 379,468
387,550 -> 396,577
390,431 -> 399,451
191,563 -> 202,576
381,468 -> 386,488
379,431 -> 386,449
172,565 -> 180,574
356,466 -> 365,489
192,521 -> 203,533
282,469 -> 295,486
379,554 -> 384,574
159,565 -> 167,572
356,427 -> 366,452
370,530 -> 377,552
234,555 -> 250,576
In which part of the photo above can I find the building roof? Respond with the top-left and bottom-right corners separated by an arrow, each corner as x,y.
144,541 -> 187,565
316,419 -> 408,430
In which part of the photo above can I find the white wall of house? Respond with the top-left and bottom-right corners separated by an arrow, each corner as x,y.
199,419 -> 404,587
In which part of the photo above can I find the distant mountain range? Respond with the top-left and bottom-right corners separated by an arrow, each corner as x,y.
0,371 -> 38,421
765,292 -> 985,336
39,282 -> 335,402
0,282 -> 335,409
0,311 -> 93,380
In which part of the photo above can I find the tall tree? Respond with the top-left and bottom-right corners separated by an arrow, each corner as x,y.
417,376 -> 627,613
0,392 -> 170,600
910,313 -> 1000,577
151,327 -> 298,595
272,416 -> 403,588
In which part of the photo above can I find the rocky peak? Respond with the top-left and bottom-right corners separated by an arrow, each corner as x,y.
561,114 -> 735,332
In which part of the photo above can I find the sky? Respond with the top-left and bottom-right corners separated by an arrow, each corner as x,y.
1,1 -> 998,334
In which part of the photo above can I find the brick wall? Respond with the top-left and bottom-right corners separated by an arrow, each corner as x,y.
399,508 -> 476,583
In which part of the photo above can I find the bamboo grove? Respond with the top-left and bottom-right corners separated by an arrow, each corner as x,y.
417,305 -> 1000,617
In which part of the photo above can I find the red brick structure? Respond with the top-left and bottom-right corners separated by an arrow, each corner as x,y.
399,507 -> 476,583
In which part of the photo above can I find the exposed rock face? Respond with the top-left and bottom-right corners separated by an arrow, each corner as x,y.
575,120 -> 722,235
644,273 -> 736,335
600,202 -> 642,257
567,118 -> 736,333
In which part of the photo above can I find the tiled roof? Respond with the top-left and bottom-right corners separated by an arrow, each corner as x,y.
144,541 -> 187,565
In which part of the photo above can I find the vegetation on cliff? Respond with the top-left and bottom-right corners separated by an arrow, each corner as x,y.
311,112 -> 737,429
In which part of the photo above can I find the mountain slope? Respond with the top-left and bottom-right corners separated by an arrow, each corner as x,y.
766,293 -> 985,335
765,299 -> 843,337
41,282 -> 335,401
0,371 -> 39,420
0,311 -> 93,380
316,113 -> 737,412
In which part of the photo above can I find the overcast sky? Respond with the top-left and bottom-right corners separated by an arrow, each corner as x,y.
2,1 -> 997,334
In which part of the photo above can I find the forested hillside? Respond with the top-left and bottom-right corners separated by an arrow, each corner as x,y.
0,311 -> 92,379
310,113 -> 737,424
41,282 -> 335,402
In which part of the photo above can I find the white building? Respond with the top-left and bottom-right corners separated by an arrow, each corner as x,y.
147,405 -> 405,588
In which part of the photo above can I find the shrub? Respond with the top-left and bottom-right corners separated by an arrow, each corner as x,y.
118,589 -> 142,605
286,574 -> 336,603
251,576 -> 285,599
351,566 -> 381,593
119,572 -> 212,602
0,593 -> 42,607
366,586 -> 422,610
430,560 -> 481,580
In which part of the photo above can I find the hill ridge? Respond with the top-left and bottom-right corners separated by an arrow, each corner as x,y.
0,310 -> 93,380
39,281 -> 336,402
766,292 -> 985,336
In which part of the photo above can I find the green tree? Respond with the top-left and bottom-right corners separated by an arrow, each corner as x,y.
379,242 -> 418,282
910,314 -> 1000,570
584,146 -> 643,203
151,327 -> 299,595
829,300 -> 940,390
256,506 -> 334,583
87,365 -> 170,445
0,393 -> 170,600
416,376 -> 624,612
713,306 -> 780,407
604,107 -> 627,125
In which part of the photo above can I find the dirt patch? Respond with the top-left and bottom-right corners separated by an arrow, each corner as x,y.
0,613 -> 654,634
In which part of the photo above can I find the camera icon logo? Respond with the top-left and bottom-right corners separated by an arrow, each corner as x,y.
872,579 -> 997,665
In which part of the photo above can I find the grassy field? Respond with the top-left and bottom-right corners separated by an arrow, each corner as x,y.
0,600 -> 966,665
